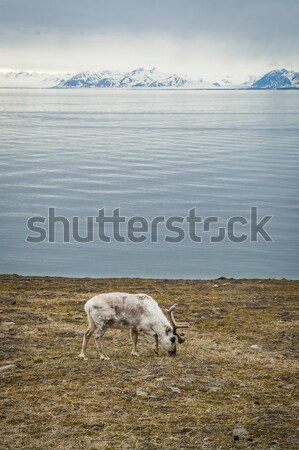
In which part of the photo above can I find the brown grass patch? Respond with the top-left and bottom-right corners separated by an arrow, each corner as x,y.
0,275 -> 298,449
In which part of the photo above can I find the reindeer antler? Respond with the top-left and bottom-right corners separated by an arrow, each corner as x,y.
166,304 -> 189,344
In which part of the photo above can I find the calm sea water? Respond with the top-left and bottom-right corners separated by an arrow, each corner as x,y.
0,89 -> 298,279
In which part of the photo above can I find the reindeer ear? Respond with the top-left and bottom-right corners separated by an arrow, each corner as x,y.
165,326 -> 172,334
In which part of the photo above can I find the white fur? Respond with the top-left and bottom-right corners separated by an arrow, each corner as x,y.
78,292 -> 177,360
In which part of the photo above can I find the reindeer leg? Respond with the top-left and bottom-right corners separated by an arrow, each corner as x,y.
130,328 -> 139,356
94,326 -> 110,361
78,323 -> 96,360
153,334 -> 159,355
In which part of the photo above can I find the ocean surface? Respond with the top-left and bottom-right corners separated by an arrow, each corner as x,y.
0,89 -> 298,279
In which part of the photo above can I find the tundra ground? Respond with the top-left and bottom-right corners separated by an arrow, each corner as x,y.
0,275 -> 298,450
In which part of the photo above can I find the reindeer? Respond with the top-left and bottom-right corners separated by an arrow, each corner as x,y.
78,292 -> 189,360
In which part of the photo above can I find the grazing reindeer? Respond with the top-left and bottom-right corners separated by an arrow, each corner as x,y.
78,292 -> 189,360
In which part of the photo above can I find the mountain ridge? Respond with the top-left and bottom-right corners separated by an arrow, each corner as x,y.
0,68 -> 298,89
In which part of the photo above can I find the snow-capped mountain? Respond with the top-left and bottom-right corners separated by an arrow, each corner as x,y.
0,68 -> 298,89
119,67 -> 188,88
54,70 -> 126,88
55,67 -> 194,89
56,67 -> 225,89
54,68 -> 299,89
0,71 -> 72,88
249,69 -> 299,89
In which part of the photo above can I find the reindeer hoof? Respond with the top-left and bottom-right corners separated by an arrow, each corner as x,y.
100,355 -> 110,361
131,351 -> 139,357
78,354 -> 88,360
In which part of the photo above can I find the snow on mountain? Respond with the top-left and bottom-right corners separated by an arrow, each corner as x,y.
241,75 -> 258,88
0,71 -> 72,88
54,70 -> 125,88
56,67 -> 223,89
56,67 -> 193,89
119,67 -> 164,87
55,71 -> 101,88
249,69 -> 299,89
0,68 -> 298,89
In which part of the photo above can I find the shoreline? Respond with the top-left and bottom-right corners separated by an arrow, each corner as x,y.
1,86 -> 299,90
1,273 -> 298,281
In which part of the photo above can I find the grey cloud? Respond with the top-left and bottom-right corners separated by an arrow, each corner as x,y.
0,0 -> 298,75
1,0 -> 299,39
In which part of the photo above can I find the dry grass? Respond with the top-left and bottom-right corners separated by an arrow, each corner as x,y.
0,275 -> 298,450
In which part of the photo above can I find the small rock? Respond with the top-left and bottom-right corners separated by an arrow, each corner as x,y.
3,321 -> 15,326
170,386 -> 181,394
213,284 -> 219,288
250,344 -> 261,350
136,390 -> 149,397
232,427 -> 248,440
147,395 -> 159,400
179,427 -> 194,434
281,331 -> 293,340
0,364 -> 16,374
208,386 -> 223,393
90,423 -> 104,431
73,315 -> 83,320
292,402 -> 299,408
232,394 -> 241,398
283,384 -> 294,390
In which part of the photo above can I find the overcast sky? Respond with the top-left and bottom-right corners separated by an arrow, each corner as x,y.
0,0 -> 298,81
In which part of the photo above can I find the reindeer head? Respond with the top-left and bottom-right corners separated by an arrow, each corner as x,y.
162,304 -> 189,356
